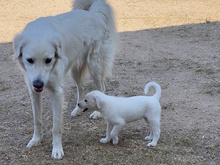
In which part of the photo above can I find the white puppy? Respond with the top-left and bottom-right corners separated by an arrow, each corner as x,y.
78,82 -> 162,147
13,0 -> 118,159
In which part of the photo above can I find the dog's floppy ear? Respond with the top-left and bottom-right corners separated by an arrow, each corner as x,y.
94,95 -> 103,109
13,34 -> 25,59
51,35 -> 62,59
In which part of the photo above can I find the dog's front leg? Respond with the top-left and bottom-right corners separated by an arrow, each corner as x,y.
71,69 -> 84,117
70,83 -> 84,117
100,122 -> 112,144
50,87 -> 64,159
26,88 -> 43,148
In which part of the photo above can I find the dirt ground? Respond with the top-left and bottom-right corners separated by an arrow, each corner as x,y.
0,0 -> 220,164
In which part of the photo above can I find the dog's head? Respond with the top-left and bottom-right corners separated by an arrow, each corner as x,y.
78,91 -> 104,112
13,33 -> 62,93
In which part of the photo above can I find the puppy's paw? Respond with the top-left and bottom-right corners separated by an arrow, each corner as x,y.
89,111 -> 102,119
112,137 -> 119,145
145,135 -> 153,141
26,135 -> 43,148
147,142 -> 157,147
51,145 -> 64,160
100,137 -> 111,144
71,106 -> 82,117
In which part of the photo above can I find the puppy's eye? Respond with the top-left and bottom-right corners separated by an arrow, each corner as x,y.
27,58 -> 34,64
85,99 -> 88,102
45,58 -> 52,64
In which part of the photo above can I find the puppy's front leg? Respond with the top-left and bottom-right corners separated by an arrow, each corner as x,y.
50,87 -> 64,159
26,88 -> 43,148
100,122 -> 112,144
89,111 -> 102,119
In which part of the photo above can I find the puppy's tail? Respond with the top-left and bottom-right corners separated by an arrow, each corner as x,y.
144,82 -> 161,100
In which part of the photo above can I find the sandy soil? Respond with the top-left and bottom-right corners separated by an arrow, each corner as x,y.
0,0 -> 220,164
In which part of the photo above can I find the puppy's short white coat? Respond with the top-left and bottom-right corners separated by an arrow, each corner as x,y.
13,0 -> 118,159
78,82 -> 162,147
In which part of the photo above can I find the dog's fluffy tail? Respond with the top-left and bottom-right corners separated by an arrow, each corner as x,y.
144,82 -> 161,100
73,0 -> 95,11
73,0 -> 118,79
73,0 -> 118,44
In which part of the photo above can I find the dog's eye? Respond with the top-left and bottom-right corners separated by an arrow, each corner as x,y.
85,99 -> 88,102
27,58 -> 34,64
45,58 -> 52,64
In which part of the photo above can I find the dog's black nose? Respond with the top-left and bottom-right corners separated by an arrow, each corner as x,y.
33,80 -> 44,89
78,103 -> 80,107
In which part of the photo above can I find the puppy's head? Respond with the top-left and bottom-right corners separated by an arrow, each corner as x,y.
78,91 -> 103,112
13,33 -> 62,93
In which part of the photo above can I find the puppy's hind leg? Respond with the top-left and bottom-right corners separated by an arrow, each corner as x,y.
143,117 -> 153,141
100,122 -> 113,144
145,117 -> 160,147
26,87 -> 43,148
71,66 -> 85,117
145,131 -> 153,141
110,123 -> 125,145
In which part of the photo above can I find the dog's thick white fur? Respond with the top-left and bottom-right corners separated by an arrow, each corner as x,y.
78,82 -> 162,147
13,0 -> 118,159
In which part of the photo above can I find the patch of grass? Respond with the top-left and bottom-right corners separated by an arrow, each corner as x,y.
205,19 -> 211,24
196,68 -> 215,75
204,81 -> 220,95
205,143 -> 220,159
162,102 -> 175,111
0,80 -> 10,91
205,68 -> 215,75
205,90 -> 215,96
175,136 -> 195,147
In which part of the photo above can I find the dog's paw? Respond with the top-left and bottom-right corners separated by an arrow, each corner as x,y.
26,135 -> 43,148
51,145 -> 64,160
100,137 -> 111,144
89,111 -> 102,119
71,106 -> 82,117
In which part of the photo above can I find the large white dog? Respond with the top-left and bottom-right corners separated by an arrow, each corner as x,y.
13,0 -> 118,159
78,82 -> 162,147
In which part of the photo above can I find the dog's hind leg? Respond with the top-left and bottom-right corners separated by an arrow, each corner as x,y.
100,122 -> 113,144
88,66 -> 104,119
71,67 -> 85,117
88,63 -> 105,92
26,86 -> 43,148
87,48 -> 106,119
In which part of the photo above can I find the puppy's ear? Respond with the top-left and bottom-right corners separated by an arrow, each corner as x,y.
95,96 -> 103,109
51,35 -> 62,59
13,34 -> 25,59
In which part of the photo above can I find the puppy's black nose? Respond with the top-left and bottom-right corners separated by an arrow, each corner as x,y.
78,103 -> 80,107
33,80 -> 44,89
